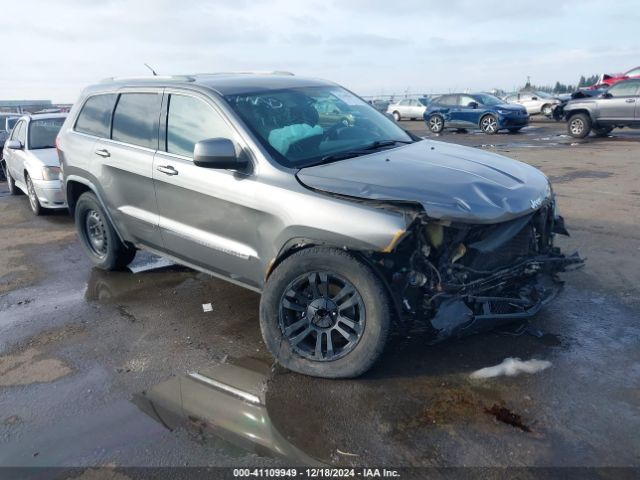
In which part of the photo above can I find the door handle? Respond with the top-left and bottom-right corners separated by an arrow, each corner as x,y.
625,98 -> 635,103
95,148 -> 110,158
156,165 -> 178,176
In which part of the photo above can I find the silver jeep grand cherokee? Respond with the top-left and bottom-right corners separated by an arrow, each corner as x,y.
57,73 -> 582,378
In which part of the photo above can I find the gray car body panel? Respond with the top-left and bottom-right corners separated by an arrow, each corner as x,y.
297,140 -> 551,224
564,79 -> 640,126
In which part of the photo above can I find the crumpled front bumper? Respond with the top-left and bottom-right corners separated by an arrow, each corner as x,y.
428,253 -> 583,341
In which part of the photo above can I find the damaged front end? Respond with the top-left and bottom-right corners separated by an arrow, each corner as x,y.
371,199 -> 584,341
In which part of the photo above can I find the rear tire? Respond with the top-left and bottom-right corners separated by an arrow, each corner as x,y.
75,191 -> 136,270
428,114 -> 445,133
260,247 -> 391,378
25,174 -> 43,216
567,113 -> 591,138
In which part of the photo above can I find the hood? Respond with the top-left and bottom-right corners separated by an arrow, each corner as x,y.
297,140 -> 552,224
27,148 -> 60,167
495,103 -> 526,111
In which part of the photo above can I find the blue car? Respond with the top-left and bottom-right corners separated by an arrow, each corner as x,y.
424,93 -> 529,135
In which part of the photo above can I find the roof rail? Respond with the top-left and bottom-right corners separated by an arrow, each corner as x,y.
194,71 -> 295,77
99,75 -> 195,83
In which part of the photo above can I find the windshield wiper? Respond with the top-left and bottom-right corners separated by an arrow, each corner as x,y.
317,140 -> 412,165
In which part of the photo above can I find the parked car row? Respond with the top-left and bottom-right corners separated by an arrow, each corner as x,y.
424,92 -> 529,135
2,113 -> 68,214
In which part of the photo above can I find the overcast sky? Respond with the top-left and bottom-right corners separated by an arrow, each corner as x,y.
1,0 -> 638,102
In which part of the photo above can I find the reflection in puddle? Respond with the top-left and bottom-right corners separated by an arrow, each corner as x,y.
132,357 -> 322,465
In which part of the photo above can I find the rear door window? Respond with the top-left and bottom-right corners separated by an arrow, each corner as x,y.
112,93 -> 160,149
75,94 -> 117,138
166,94 -> 233,158
438,95 -> 457,106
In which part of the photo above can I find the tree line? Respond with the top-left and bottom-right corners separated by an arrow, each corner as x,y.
525,74 -> 600,94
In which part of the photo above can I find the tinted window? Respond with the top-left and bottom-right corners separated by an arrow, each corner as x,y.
75,94 -> 117,137
166,94 -> 233,157
7,118 -> 18,131
608,81 -> 639,97
29,118 -> 65,149
112,93 -> 159,149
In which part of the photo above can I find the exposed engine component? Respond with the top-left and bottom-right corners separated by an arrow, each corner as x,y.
372,199 -> 584,341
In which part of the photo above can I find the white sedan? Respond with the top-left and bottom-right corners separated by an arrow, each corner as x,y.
387,98 -> 427,121
3,113 -> 67,215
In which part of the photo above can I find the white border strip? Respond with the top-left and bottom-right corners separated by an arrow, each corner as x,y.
188,372 -> 261,404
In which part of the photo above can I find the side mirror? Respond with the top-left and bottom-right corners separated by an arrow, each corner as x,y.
468,102 -> 479,109
193,138 -> 246,170
531,96 -> 538,101
6,139 -> 22,150
602,91 -> 613,98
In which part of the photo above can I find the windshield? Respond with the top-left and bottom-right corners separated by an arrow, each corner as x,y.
534,91 -> 554,99
224,86 -> 413,168
472,93 -> 503,106
28,117 -> 65,149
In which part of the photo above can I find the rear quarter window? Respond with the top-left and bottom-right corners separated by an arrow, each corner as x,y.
75,94 -> 117,138
112,93 -> 160,149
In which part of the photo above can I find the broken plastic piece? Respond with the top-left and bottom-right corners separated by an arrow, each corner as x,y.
469,357 -> 552,379
202,303 -> 213,312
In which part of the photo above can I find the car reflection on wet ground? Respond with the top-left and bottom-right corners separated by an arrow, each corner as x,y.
1,120 -> 640,472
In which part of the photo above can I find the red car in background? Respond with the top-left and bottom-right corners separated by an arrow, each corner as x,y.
590,66 -> 640,89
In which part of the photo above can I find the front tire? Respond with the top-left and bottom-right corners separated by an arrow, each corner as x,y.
25,174 -> 43,216
541,104 -> 553,116
568,113 -> 591,138
480,114 -> 498,134
260,247 -> 391,378
392,111 -> 401,122
428,114 -> 444,133
6,168 -> 21,196
75,192 -> 136,270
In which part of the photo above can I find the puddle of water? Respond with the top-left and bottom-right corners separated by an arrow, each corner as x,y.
133,357 -> 322,466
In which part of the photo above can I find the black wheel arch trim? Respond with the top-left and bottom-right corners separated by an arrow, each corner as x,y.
565,108 -> 595,122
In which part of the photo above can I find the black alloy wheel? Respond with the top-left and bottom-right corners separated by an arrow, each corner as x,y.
279,271 -> 365,362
